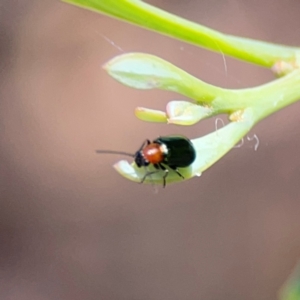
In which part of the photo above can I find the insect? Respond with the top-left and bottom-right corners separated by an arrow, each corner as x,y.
96,135 -> 196,187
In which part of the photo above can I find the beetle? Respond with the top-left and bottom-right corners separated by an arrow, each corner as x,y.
96,135 -> 196,187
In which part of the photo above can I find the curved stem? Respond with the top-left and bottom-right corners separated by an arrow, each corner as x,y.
62,0 -> 300,67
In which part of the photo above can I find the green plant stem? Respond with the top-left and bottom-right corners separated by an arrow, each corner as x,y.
239,69 -> 300,122
210,69 -> 300,120
105,53 -> 300,124
62,0 -> 300,68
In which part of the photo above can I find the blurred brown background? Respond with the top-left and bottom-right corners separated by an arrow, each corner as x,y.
0,0 -> 300,299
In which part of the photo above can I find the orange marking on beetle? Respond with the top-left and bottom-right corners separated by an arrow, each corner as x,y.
142,143 -> 164,164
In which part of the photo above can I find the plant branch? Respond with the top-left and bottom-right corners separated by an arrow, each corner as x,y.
62,0 -> 300,68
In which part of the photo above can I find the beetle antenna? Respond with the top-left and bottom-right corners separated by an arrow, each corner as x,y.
95,150 -> 135,157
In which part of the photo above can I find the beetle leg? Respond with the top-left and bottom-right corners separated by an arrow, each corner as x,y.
169,165 -> 184,179
140,170 -> 158,184
140,164 -> 167,187
139,163 -> 158,184
137,139 -> 151,152
158,164 -> 169,188
140,164 -> 178,187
